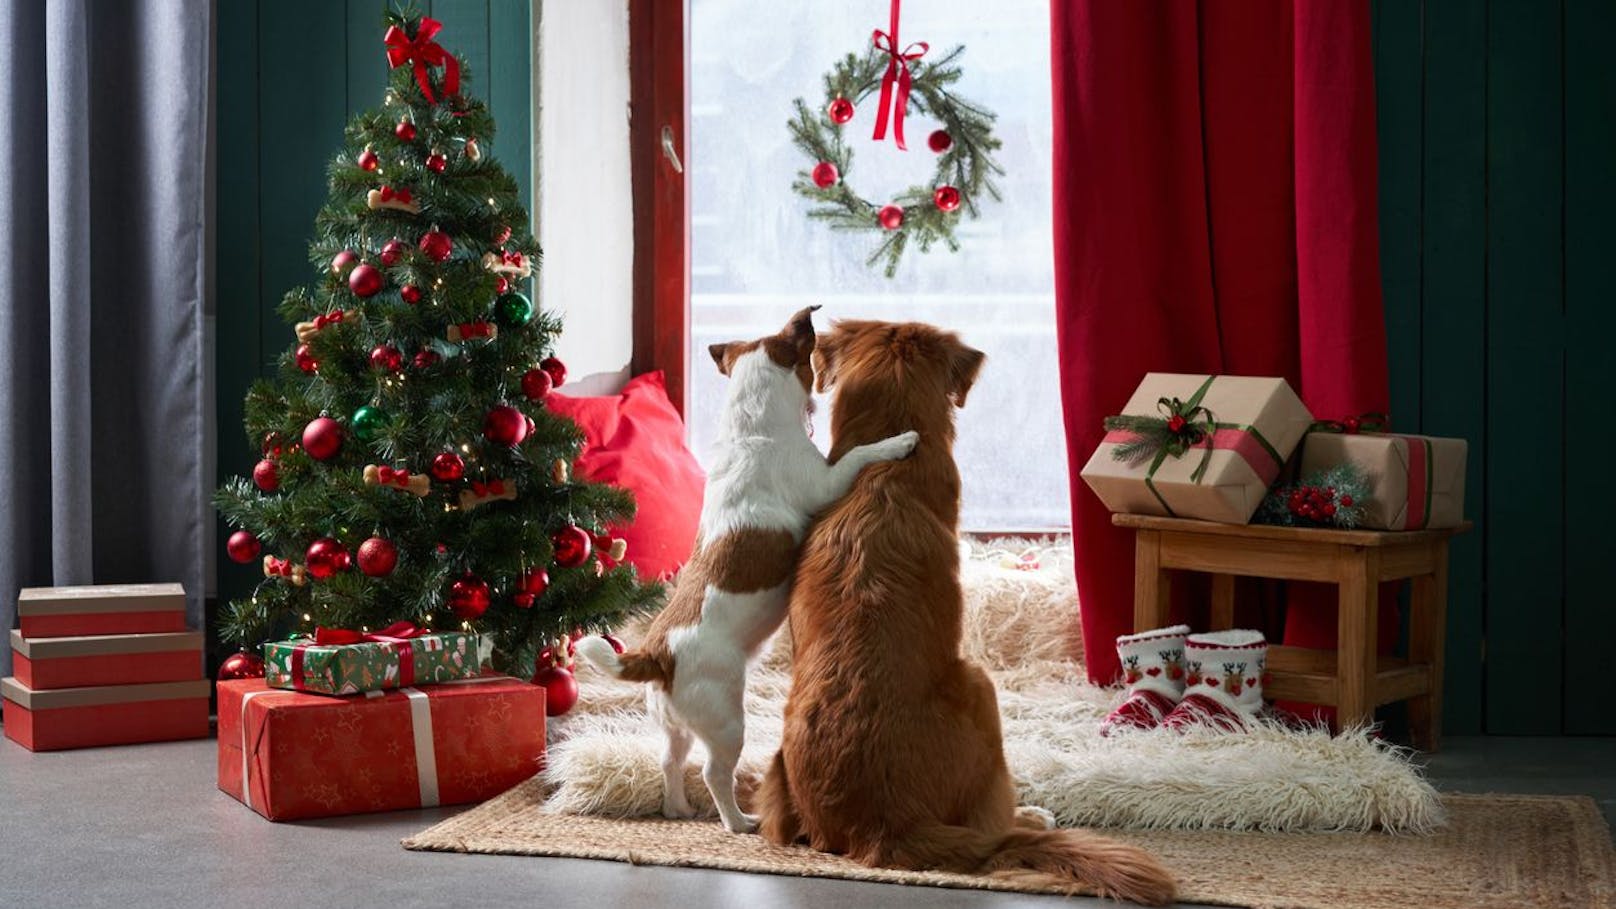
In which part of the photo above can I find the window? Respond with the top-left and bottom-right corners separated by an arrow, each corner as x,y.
685,0 -> 1065,530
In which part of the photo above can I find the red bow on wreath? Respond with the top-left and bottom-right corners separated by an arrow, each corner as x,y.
870,0 -> 928,150
378,185 -> 412,204
375,466 -> 412,487
470,479 -> 506,497
384,17 -> 461,104
313,310 -> 346,330
313,620 -> 423,647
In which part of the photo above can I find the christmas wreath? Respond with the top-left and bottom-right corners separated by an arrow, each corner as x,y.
788,3 -> 1003,277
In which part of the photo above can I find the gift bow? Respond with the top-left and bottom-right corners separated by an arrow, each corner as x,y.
313,620 -> 423,647
376,466 -> 412,487
455,321 -> 494,339
384,17 -> 461,104
378,185 -> 413,204
264,556 -> 292,575
501,250 -> 526,267
1309,412 -> 1391,435
314,310 -> 346,330
470,479 -> 506,497
870,0 -> 928,150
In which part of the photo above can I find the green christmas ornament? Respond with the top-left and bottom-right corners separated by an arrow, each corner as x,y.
493,291 -> 534,328
351,405 -> 389,443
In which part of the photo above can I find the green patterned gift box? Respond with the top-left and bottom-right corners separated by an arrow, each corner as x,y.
262,623 -> 494,696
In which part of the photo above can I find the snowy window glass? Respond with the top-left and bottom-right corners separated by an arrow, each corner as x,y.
687,0 -> 1067,530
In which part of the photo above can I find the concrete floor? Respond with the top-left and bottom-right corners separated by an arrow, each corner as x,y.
1,732 -> 1611,909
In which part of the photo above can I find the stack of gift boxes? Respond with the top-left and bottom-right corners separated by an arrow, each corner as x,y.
217,625 -> 546,821
2,583 -> 210,751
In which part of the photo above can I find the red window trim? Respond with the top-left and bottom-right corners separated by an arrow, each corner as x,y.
628,0 -> 690,416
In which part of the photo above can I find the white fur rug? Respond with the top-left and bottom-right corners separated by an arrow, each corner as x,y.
545,539 -> 1445,834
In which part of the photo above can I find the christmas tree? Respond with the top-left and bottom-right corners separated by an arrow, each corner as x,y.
215,11 -> 659,679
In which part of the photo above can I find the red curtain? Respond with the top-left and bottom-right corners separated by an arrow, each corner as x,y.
1051,0 -> 1390,685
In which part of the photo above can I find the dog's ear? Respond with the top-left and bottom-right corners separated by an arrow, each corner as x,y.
783,305 -> 821,361
708,342 -> 734,376
811,332 -> 839,393
945,340 -> 986,408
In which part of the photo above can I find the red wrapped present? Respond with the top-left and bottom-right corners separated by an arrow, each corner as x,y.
17,583 -> 187,638
11,629 -> 202,690
217,676 -> 546,821
1,677 -> 210,752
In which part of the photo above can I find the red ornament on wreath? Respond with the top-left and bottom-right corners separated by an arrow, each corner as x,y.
395,119 -> 417,141
305,537 -> 351,579
552,524 -> 592,568
379,238 -> 408,266
226,530 -> 261,564
369,344 -> 403,372
356,146 -> 379,172
878,204 -> 904,231
927,129 -> 953,153
217,651 -> 265,681
418,228 -> 453,263
827,96 -> 855,124
252,459 -> 279,493
295,344 -> 319,374
521,367 -> 553,401
533,664 -> 578,716
400,284 -> 422,304
933,185 -> 961,212
357,536 -> 398,577
348,262 -> 384,298
540,356 -> 567,388
811,161 -> 839,188
429,451 -> 465,482
448,574 -> 490,620
302,416 -> 344,461
483,404 -> 528,446
425,152 -> 447,174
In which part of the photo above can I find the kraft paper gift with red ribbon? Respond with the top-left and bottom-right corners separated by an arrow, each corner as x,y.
216,676 -> 545,822
262,622 -> 493,696
1299,431 -> 1467,530
1081,374 -> 1315,524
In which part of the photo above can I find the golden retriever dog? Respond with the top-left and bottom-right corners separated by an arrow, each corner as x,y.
755,320 -> 1177,906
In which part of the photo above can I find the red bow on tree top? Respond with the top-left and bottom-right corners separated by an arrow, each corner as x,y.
870,0 -> 928,150
384,17 -> 461,104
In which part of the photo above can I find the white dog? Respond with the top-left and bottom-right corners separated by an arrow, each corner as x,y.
574,306 -> 917,833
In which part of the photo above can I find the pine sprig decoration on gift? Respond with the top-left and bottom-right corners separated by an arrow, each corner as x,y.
214,13 -> 662,680
1257,464 -> 1373,529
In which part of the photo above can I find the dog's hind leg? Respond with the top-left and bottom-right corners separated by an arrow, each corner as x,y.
679,670 -> 755,833
756,749 -> 803,846
649,690 -> 697,819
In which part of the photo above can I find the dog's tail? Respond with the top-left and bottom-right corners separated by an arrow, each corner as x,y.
572,636 -> 670,687
884,824 -> 1176,906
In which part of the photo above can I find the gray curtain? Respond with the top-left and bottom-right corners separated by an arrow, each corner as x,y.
0,0 -> 211,676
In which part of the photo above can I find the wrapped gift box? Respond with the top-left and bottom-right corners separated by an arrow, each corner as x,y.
17,583 -> 187,638
1,677 -> 210,751
263,628 -> 493,696
1082,374 -> 1315,524
1299,432 -> 1467,530
217,676 -> 545,821
10,629 -> 202,690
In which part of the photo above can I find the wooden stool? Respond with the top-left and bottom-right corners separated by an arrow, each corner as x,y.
1113,514 -> 1470,751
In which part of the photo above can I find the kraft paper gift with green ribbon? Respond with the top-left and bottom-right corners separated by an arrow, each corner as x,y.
1298,424 -> 1467,530
262,622 -> 494,696
1081,374 -> 1315,524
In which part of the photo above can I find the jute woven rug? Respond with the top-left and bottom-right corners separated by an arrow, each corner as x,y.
405,784 -> 1615,909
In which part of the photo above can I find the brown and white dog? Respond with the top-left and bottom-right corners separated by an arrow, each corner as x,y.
575,308 -> 917,833
755,320 -> 1177,905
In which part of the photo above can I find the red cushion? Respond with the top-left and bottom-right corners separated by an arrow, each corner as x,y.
545,371 -> 704,580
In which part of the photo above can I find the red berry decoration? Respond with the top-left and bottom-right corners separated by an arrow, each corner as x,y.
357,536 -> 398,577
413,349 -> 440,369
827,96 -> 855,124
302,416 -> 344,461
521,367 -> 553,401
295,344 -> 319,374
426,152 -> 447,173
305,537 -> 351,579
348,262 -> 384,298
448,574 -> 491,620
811,161 -> 839,188
1167,414 -> 1187,433
217,651 -> 266,681
262,432 -> 286,457
878,204 -> 904,231
933,185 -> 961,212
330,249 -> 359,274
533,664 -> 579,716
1344,416 -> 1362,434
226,530 -> 261,564
927,129 -> 953,153
430,451 -> 465,482
484,404 -> 529,446
1340,495 -> 1354,507
540,356 -> 567,388
552,524 -> 592,568
395,119 -> 417,141
379,238 -> 408,266
356,147 -> 379,171
418,228 -> 453,263
369,344 -> 404,372
400,284 -> 422,304
252,459 -> 279,493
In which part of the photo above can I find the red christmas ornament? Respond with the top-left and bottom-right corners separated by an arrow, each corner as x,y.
217,651 -> 266,681
494,224 -> 512,245
302,416 -> 344,461
927,129 -> 953,153
413,349 -> 440,369
379,238 -> 408,266
429,451 -> 465,482
305,537 -> 351,579
811,161 -> 839,188
368,344 -> 404,372
426,152 -> 447,174
348,262 -> 384,297
484,404 -> 529,446
356,147 -> 379,172
400,284 -> 423,305
295,344 -> 319,374
540,356 -> 568,388
448,574 -> 491,620
395,119 -> 417,141
494,275 -> 510,295
252,459 -> 280,493
330,249 -> 359,274
357,536 -> 398,577
933,185 -> 961,212
226,530 -> 261,564
551,524 -> 592,568
418,229 -> 453,263
521,367 -> 553,401
520,566 -> 550,599
827,96 -> 855,124
878,204 -> 905,230
533,664 -> 579,717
